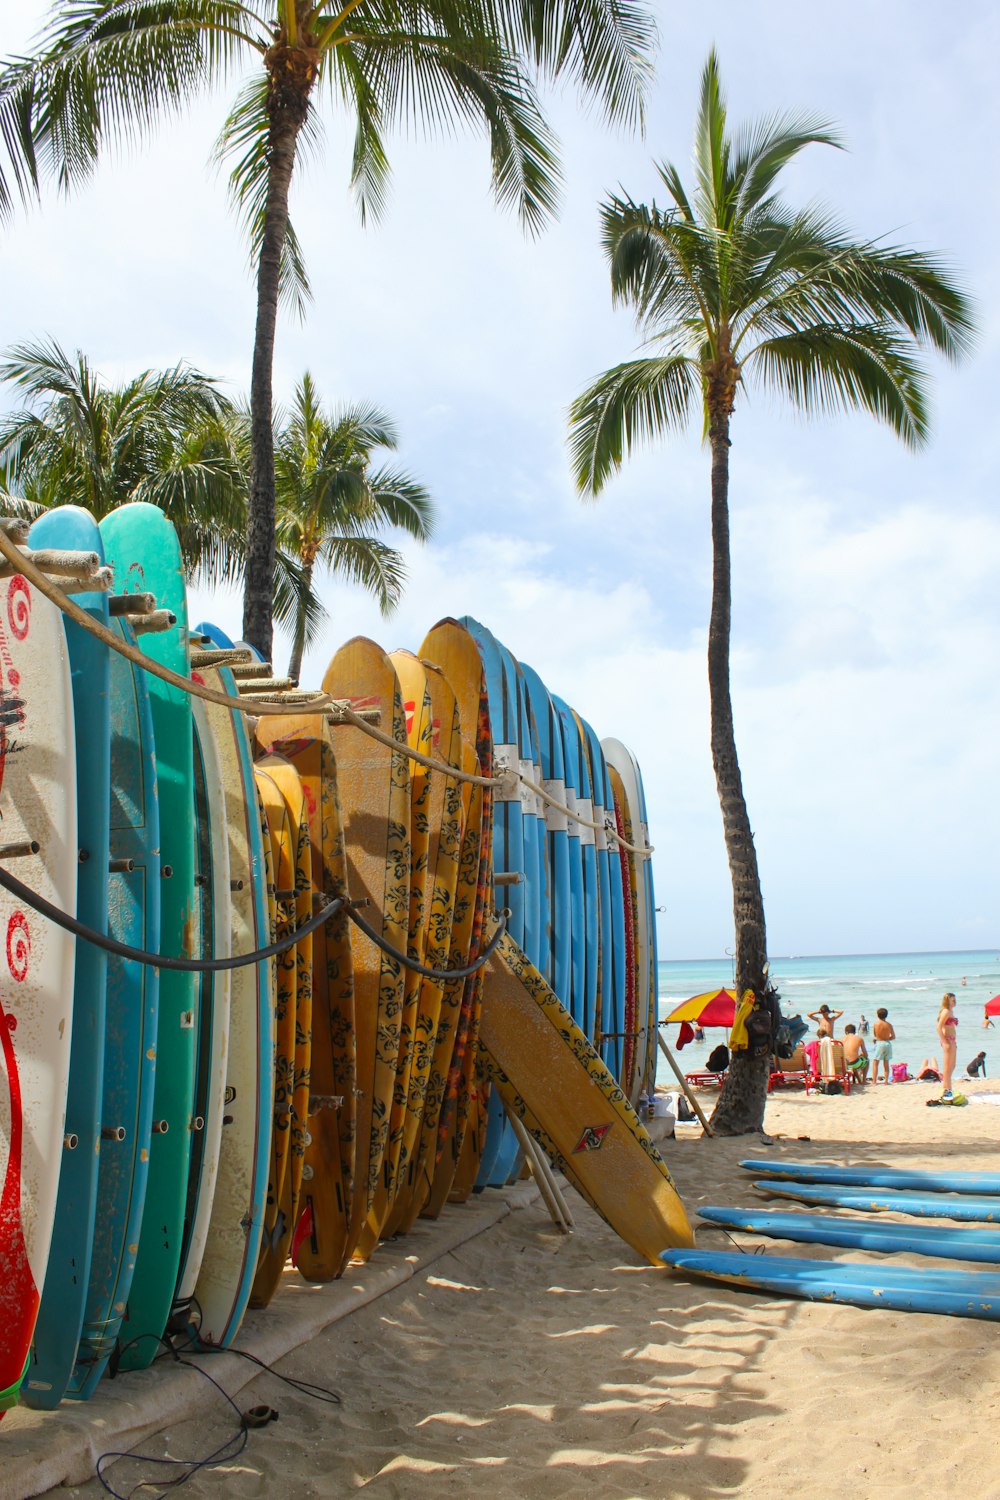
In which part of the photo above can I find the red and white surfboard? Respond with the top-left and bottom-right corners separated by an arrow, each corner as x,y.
0,574 -> 77,1416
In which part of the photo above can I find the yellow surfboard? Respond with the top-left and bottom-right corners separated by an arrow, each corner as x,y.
322,639 -> 410,1270
254,720 -> 355,1282
478,925 -> 694,1264
250,755 -> 314,1308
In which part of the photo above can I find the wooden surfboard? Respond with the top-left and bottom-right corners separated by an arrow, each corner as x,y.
253,720 -> 355,1282
417,618 -> 495,1214
101,504 -> 198,1370
23,507 -> 110,1411
0,572 -> 77,1417
250,755 -> 314,1308
356,654 -> 433,1258
478,926 -> 694,1264
322,640 -> 409,1269
68,616 -> 160,1400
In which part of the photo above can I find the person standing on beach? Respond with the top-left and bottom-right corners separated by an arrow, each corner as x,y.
808,1004 -> 843,1038
859,1014 -> 869,1034
871,1008 -> 895,1083
937,992 -> 958,1100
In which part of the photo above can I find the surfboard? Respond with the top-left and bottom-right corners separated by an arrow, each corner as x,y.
417,618 -> 495,1213
254,767 -> 298,1250
360,653 -> 434,1255
250,754 -> 314,1308
460,620 -> 524,1190
519,664 -> 571,1005
603,741 -> 652,1101
660,1248 -> 1000,1321
606,763 -> 638,1093
322,639 -> 409,1268
101,504 -> 198,1370
577,718 -> 616,1077
550,693 -> 586,1034
753,1180 -> 1000,1223
68,615 -> 160,1401
742,1158 -> 1000,1195
392,664 -> 467,1233
697,1206 -> 1000,1264
478,925 -> 693,1264
175,694 -> 232,1309
253,720 -> 355,1281
23,507 -> 110,1411
188,653 -> 273,1347
0,570 -> 77,1418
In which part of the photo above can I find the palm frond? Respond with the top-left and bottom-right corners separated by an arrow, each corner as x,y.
747,323 -> 930,448
568,353 -> 697,494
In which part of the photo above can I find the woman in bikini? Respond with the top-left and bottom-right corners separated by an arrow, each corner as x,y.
937,992 -> 958,1100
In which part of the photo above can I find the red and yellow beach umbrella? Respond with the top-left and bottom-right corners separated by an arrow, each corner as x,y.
665,988 -> 738,1029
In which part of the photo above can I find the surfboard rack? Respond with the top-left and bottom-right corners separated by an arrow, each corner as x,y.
190,647 -> 255,668
0,840 -> 39,859
132,609 -> 176,634
109,591 -> 158,617
494,871 -> 523,887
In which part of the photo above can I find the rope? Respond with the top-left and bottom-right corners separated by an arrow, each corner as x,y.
0,526 -> 654,856
347,902 -> 508,981
0,861 -> 347,972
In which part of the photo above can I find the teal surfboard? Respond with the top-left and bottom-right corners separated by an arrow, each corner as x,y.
22,508 -> 111,1410
661,1247 -> 1000,1321
754,1179 -> 1000,1223
742,1158 -> 1000,1196
68,615 -> 160,1398
101,504 -> 197,1369
698,1206 -> 1000,1264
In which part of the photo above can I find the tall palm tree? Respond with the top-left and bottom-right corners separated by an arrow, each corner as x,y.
1,0 -> 656,659
568,52 -> 973,1134
276,372 -> 432,682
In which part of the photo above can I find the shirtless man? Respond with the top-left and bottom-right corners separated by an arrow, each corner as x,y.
871,1007 -> 896,1083
842,1024 -> 869,1084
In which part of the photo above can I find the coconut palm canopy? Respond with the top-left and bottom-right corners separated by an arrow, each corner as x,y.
569,51 -> 973,1134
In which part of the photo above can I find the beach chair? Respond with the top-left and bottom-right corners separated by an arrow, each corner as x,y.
768,1045 -> 813,1094
815,1037 -> 852,1095
683,1070 -> 727,1090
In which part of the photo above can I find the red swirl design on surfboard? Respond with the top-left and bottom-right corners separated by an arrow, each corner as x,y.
5,578 -> 30,643
0,988 -> 38,1415
5,913 -> 29,984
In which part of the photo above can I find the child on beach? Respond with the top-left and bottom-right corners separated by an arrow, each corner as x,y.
966,1051 -> 987,1078
842,1024 -> 868,1083
871,1008 -> 895,1083
937,992 -> 958,1100
808,1004 -> 843,1038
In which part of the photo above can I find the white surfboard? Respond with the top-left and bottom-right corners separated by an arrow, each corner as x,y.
601,738 -> 652,1105
0,573 -> 77,1412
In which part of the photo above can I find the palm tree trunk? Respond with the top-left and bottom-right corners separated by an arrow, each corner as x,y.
705,409 -> 771,1136
286,556 -> 313,685
243,73 -> 309,660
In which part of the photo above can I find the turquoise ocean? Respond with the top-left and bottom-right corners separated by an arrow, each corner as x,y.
655,949 -> 1000,1085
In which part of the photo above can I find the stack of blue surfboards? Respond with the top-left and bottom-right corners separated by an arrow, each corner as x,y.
459,620 -> 658,1190
661,1156 -> 1000,1320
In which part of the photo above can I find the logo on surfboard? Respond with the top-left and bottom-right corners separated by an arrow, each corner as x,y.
572,1122 -> 613,1154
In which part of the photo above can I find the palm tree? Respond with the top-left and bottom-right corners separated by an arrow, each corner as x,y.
568,52 -> 973,1134
275,372 -> 432,682
1,0 -> 656,659
0,335 -> 245,581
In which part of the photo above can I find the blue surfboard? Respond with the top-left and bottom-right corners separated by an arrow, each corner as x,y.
754,1179 -> 1000,1223
557,702 -> 599,1045
68,615 -> 160,1399
742,1158 -> 1000,1196
551,694 -> 586,1032
23,507 -> 111,1409
698,1206 -> 1000,1264
519,663 -> 571,1004
661,1248 -> 1000,1321
578,718 -> 618,1077
193,620 -> 235,650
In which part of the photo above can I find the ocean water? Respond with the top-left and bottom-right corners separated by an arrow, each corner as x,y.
655,949 -> 1000,1084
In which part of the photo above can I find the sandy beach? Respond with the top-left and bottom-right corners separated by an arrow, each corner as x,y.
23,1076 -> 1000,1500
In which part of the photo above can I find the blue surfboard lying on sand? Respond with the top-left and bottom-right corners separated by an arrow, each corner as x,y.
660,1248 -> 1000,1321
698,1206 -> 1000,1264
742,1157 -> 1000,1196
753,1179 -> 1000,1223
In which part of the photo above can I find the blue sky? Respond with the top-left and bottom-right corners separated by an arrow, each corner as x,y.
4,2 -> 999,959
